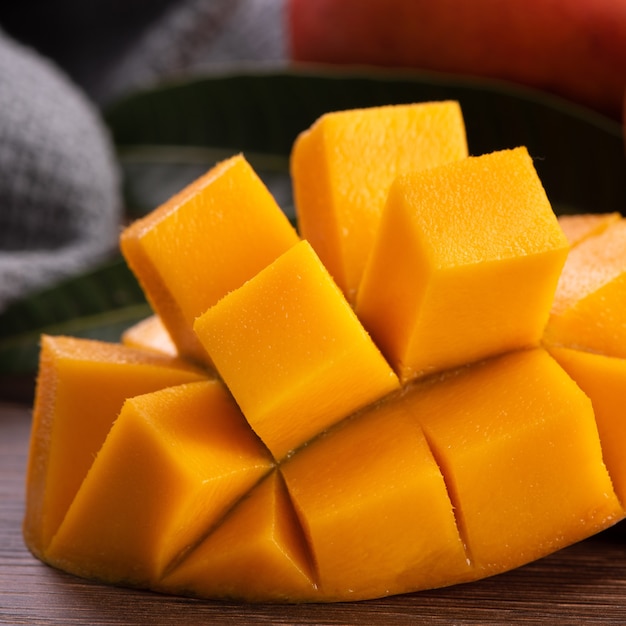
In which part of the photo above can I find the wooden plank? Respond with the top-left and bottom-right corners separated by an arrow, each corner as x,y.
3,401 -> 626,625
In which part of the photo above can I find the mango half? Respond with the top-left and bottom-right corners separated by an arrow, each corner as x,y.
24,103 -> 626,603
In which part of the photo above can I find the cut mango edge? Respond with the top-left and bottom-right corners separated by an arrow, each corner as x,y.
23,101 -> 626,603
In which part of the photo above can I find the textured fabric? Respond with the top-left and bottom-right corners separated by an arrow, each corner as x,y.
0,32 -> 121,311
96,0 -> 288,103
0,0 -> 288,311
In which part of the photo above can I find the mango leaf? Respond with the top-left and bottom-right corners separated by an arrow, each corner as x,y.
105,67 -> 626,217
0,257 -> 150,378
1,67 -> 625,386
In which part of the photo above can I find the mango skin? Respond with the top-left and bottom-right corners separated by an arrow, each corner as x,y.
289,0 -> 626,120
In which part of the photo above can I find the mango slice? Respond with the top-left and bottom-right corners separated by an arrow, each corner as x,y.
162,472 -> 318,602
548,346 -> 626,506
405,348 -> 621,577
291,101 -> 468,301
558,212 -> 621,247
356,147 -> 569,382
121,154 -> 299,366
194,239 -> 400,460
281,387 -> 470,601
122,315 -> 178,357
23,336 -> 206,558
23,101 -> 626,604
45,380 -> 274,586
544,219 -> 626,358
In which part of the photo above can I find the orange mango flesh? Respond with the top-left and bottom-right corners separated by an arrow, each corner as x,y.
291,101 -> 468,302
544,219 -> 626,358
548,346 -> 626,506
120,153 -> 299,366
23,336 -> 206,559
121,315 -> 178,357
405,348 -> 621,577
161,472 -> 318,602
356,147 -> 569,382
194,239 -> 400,460
23,100 -> 626,603
281,384 -> 470,601
45,380 -> 274,586
557,212 -> 621,247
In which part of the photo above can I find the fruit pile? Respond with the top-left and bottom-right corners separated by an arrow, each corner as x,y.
23,101 -> 626,602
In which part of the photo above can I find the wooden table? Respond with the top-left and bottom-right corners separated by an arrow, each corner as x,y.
3,401 -> 626,625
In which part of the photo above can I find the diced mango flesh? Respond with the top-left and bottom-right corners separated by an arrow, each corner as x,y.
558,212 -> 620,247
23,100 -> 626,603
45,380 -> 273,585
23,336 -> 206,558
548,346 -> 626,506
356,147 -> 569,381
121,315 -> 178,357
291,101 -> 468,301
194,239 -> 399,460
120,154 -> 299,366
406,348 -> 621,576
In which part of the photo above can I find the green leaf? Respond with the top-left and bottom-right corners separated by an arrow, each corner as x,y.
105,67 -> 626,217
0,257 -> 150,375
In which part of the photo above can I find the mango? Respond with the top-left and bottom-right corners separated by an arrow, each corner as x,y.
288,0 -> 626,120
45,380 -> 273,586
356,146 -> 569,381
120,153 -> 299,366
122,315 -> 177,357
544,219 -> 626,358
291,101 -> 467,301
23,336 -> 206,559
23,101 -> 626,603
194,239 -> 399,460
558,212 -> 621,247
548,346 -> 626,506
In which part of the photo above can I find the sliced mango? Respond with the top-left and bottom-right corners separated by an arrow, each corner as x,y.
23,335 -> 205,558
548,346 -> 626,506
544,219 -> 626,358
162,471 -> 318,602
281,388 -> 470,601
405,348 -> 621,577
291,101 -> 468,301
122,315 -> 178,357
558,212 -> 621,247
121,154 -> 299,366
23,100 -> 626,604
356,147 -> 569,382
194,239 -> 400,460
45,380 -> 274,585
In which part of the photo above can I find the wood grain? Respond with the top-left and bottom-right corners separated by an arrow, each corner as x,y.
3,401 -> 626,625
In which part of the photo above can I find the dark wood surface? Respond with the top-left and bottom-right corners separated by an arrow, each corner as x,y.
4,401 -> 626,625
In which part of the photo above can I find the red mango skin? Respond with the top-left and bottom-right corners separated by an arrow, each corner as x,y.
288,0 -> 626,121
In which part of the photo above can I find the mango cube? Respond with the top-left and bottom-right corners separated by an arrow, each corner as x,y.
406,348 -> 621,576
544,219 -> 626,358
281,390 -> 470,601
291,101 -> 468,301
162,472 -> 318,602
45,380 -> 274,585
549,346 -> 626,505
356,147 -> 569,381
23,336 -> 205,558
121,154 -> 299,366
557,212 -> 620,247
194,239 -> 400,460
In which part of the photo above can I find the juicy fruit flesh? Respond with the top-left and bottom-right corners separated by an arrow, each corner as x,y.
23,101 -> 626,603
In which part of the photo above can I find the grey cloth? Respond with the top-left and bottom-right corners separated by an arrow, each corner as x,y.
95,0 -> 287,104
0,32 -> 121,312
0,0 -> 287,312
